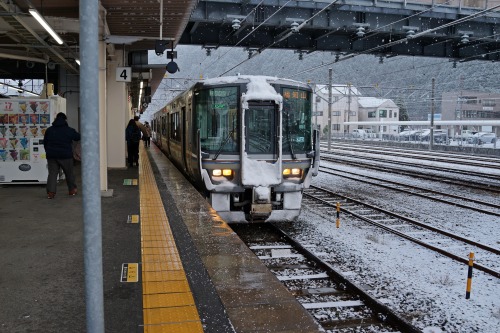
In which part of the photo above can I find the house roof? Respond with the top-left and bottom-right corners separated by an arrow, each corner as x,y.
358,97 -> 398,108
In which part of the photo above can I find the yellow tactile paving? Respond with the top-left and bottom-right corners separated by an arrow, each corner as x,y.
143,292 -> 196,308
142,270 -> 188,282
143,306 -> 201,324
142,280 -> 192,295
141,253 -> 182,263
141,247 -> 178,256
138,145 -> 203,333
142,239 -> 177,248
143,321 -> 204,333
142,261 -> 184,272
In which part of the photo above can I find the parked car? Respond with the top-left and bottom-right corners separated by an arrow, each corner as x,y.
456,130 -> 478,141
364,129 -> 377,138
467,132 -> 497,145
419,129 -> 448,143
398,130 -> 419,141
352,129 -> 367,138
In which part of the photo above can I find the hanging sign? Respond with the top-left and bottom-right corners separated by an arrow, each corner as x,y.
116,67 -> 132,82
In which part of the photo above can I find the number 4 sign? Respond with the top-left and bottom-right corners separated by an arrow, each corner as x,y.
116,67 -> 132,82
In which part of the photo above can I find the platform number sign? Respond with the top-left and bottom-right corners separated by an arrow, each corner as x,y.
116,67 -> 132,82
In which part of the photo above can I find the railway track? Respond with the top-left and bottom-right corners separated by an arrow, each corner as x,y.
319,165 -> 500,217
231,223 -> 422,333
321,143 -> 500,170
304,185 -> 500,278
321,155 -> 500,193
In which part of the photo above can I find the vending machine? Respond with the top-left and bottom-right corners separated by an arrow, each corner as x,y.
0,96 -> 66,183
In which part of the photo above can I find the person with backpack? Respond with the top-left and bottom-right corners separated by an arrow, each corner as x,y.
43,112 -> 81,199
143,121 -> 152,147
125,118 -> 141,167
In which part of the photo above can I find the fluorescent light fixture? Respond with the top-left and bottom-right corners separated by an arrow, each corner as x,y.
137,81 -> 144,109
29,8 -> 63,45
75,59 -> 80,65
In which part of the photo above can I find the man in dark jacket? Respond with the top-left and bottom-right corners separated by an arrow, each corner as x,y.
43,112 -> 81,199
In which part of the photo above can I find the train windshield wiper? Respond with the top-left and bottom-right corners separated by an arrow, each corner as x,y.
213,128 -> 235,160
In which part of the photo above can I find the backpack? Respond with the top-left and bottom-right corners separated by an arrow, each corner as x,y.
131,128 -> 141,143
127,126 -> 141,143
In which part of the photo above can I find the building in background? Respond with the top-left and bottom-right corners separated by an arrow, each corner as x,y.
358,97 -> 399,136
313,84 -> 399,137
441,91 -> 500,136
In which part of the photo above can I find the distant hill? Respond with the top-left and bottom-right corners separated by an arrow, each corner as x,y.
148,45 -> 500,120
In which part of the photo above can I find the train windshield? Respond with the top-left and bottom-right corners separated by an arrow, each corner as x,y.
194,87 -> 239,153
282,88 -> 312,156
245,102 -> 278,156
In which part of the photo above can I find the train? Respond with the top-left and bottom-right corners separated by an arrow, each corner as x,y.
151,75 -> 319,222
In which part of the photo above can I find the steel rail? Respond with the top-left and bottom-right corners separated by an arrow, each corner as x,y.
322,144 -> 500,170
319,166 -> 500,216
232,223 -> 422,333
321,155 -> 500,193
322,150 -> 500,181
305,186 -> 500,278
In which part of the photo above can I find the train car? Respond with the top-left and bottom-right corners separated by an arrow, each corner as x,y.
152,75 -> 319,222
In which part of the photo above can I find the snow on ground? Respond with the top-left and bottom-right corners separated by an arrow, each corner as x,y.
283,145 -> 500,332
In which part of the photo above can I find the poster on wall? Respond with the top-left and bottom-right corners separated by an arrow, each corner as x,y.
0,97 -> 66,183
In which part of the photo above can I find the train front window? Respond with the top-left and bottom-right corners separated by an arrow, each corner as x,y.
194,87 -> 239,153
245,102 -> 277,155
282,88 -> 312,155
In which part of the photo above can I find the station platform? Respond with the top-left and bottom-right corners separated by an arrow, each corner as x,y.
0,144 -> 321,333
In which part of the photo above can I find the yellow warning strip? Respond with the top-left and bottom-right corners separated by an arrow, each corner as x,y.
138,146 -> 204,333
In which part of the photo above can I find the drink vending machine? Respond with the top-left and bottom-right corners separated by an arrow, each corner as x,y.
0,96 -> 66,183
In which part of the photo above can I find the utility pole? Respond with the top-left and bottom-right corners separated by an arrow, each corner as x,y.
327,68 -> 332,150
347,83 -> 352,134
430,77 -> 435,151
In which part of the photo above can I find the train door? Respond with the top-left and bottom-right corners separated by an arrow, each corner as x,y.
181,106 -> 188,171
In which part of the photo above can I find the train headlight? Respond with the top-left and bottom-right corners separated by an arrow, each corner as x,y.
213,169 -> 233,177
283,168 -> 302,178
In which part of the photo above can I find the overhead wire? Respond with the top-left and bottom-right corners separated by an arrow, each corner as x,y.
207,0 -> 294,74
217,0 -> 340,76
191,0 -> 267,78
289,4 -> 500,78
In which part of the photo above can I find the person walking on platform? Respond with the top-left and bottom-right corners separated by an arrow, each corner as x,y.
126,118 -> 141,167
134,115 -> 148,138
43,112 -> 81,199
143,121 -> 152,147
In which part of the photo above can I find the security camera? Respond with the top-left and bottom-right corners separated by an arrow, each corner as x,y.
291,22 -> 300,33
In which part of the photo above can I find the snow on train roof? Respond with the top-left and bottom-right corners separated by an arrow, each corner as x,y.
202,75 -> 305,86
202,75 -> 310,105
